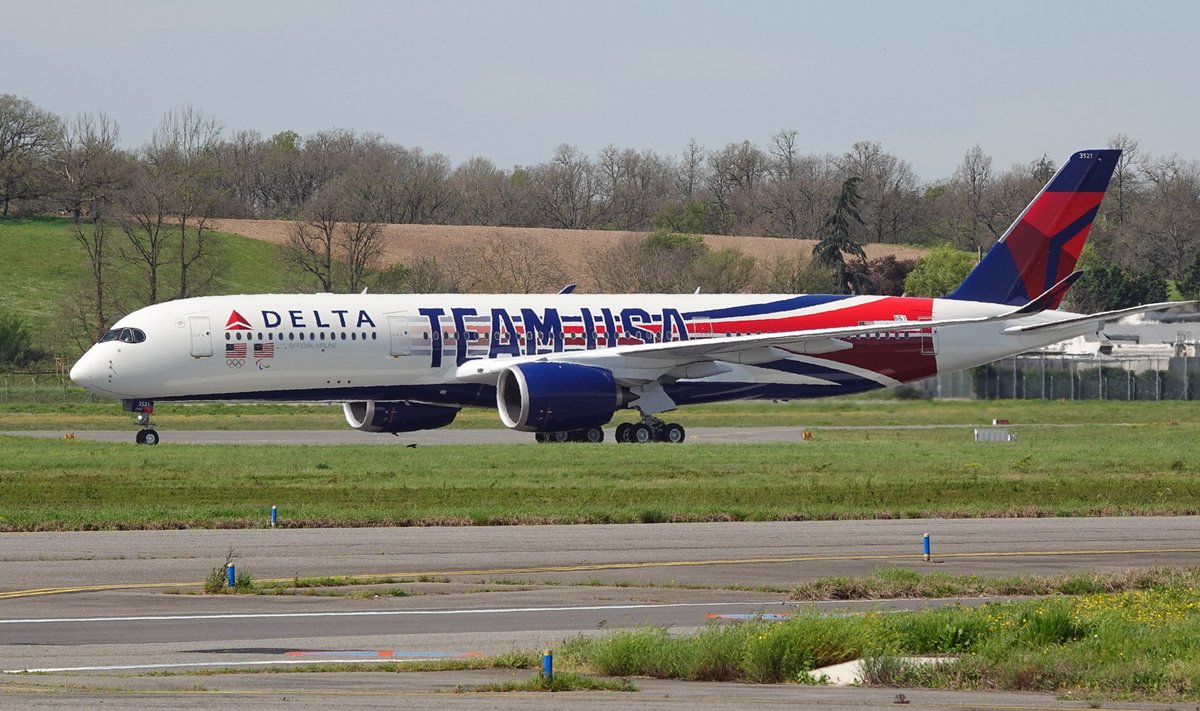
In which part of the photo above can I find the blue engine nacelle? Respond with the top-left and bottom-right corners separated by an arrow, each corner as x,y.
496,362 -> 619,432
342,400 -> 459,434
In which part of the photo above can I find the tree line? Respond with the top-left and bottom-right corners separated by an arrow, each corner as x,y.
2,93 -> 1199,363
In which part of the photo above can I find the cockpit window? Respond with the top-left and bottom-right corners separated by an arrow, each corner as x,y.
100,328 -> 147,344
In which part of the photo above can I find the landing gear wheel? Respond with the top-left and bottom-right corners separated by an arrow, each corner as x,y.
629,423 -> 653,443
136,429 -> 159,445
552,430 -> 571,443
582,427 -> 604,443
662,423 -> 685,443
615,423 -> 632,442
535,432 -> 549,443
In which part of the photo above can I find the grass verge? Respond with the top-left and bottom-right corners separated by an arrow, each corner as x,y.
142,650 -> 540,676
1,419 -> 1199,529
562,588 -> 1200,699
789,566 -> 1200,601
462,672 -> 636,693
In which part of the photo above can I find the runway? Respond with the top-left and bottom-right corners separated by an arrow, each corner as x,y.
2,518 -> 1199,708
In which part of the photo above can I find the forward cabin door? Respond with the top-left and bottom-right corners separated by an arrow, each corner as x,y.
388,316 -> 411,357
189,316 -> 213,357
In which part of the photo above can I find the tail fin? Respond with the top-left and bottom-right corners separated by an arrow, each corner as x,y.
947,149 -> 1121,307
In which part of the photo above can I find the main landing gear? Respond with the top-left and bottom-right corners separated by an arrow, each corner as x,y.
123,399 -> 159,445
534,427 -> 605,443
614,416 -> 686,444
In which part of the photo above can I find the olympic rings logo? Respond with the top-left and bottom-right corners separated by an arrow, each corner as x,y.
225,358 -> 245,368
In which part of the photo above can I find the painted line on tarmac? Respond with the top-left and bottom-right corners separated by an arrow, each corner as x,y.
5,657 -> 467,674
4,546 -> 1200,601
0,600 -> 770,626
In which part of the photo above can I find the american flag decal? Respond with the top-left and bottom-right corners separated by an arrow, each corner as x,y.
254,342 -> 274,358
226,343 -> 247,358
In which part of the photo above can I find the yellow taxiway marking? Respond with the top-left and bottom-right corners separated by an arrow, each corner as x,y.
3,547 -> 1200,600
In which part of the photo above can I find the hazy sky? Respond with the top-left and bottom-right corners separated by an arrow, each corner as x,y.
6,0 -> 1198,181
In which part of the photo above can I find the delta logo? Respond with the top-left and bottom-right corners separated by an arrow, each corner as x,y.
225,310 -> 252,331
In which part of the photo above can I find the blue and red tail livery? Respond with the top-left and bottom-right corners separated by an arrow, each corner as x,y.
949,149 -> 1120,307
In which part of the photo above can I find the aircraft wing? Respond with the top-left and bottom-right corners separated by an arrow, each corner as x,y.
456,306 -> 1024,384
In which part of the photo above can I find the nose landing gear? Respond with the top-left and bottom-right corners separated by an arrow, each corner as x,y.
123,399 -> 160,445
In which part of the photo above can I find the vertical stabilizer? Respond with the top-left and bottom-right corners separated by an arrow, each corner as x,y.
948,149 -> 1120,307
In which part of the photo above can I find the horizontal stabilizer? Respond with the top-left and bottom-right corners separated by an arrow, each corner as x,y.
1003,300 -> 1197,334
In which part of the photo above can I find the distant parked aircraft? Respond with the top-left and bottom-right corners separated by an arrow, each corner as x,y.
71,150 -> 1188,444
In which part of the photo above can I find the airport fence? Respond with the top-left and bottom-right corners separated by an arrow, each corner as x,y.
0,373 -> 95,403
922,352 -> 1199,401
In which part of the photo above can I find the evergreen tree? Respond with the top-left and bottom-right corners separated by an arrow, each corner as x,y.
813,176 -> 868,294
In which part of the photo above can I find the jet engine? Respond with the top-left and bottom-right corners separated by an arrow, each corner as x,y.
343,400 -> 459,433
496,362 -> 619,432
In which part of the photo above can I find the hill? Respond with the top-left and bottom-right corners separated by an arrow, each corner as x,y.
212,219 -> 928,289
1,216 -> 927,357
0,217 -> 288,351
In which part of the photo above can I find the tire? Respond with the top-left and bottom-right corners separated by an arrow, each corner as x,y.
615,423 -> 632,443
630,423 -> 653,443
535,432 -> 549,443
663,423 -> 685,443
583,427 -> 604,443
552,430 -> 570,443
141,429 -> 160,446
135,430 -> 146,445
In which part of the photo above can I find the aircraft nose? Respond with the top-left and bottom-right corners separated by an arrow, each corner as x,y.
70,350 -> 107,392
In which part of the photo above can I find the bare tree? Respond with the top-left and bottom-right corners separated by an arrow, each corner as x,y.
465,233 -> 567,293
0,94 -> 64,215
285,168 -> 386,293
530,144 -> 605,228
1107,133 -> 1142,225
1133,155 -> 1200,280
286,186 -> 340,292
58,113 -> 131,340
837,141 -> 920,244
674,139 -> 706,200
119,147 -> 174,305
597,145 -> 672,230
450,157 -> 507,225
706,141 -> 766,233
147,107 -> 225,299
760,131 -> 839,238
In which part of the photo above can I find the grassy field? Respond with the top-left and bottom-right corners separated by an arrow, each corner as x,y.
1,397 -> 1196,431
0,216 -> 288,351
1,413 -> 1197,529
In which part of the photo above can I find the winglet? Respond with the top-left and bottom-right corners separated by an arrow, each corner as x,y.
1009,270 -> 1084,316
558,284 -> 577,294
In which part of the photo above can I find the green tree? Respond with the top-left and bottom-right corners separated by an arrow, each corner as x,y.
0,311 -> 33,370
904,244 -> 976,296
1178,252 -> 1200,300
813,176 -> 867,293
651,199 -> 732,235
690,247 -> 756,292
1069,266 -> 1168,311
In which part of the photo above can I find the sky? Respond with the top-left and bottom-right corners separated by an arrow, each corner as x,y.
5,0 -> 1199,181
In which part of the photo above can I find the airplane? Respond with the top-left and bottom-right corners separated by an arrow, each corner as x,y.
70,149 -> 1189,445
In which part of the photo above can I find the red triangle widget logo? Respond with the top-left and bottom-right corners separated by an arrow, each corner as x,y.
225,310 -> 252,330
